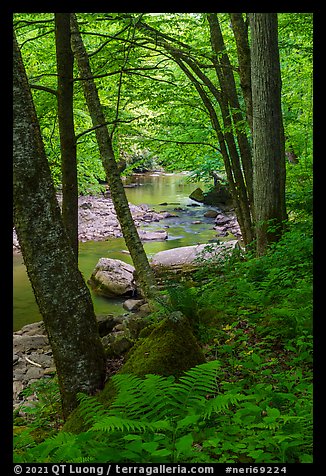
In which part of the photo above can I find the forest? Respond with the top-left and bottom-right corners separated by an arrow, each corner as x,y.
13,13 -> 313,465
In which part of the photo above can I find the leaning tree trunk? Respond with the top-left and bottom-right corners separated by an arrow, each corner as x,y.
250,13 -> 287,256
13,33 -> 106,420
55,13 -> 79,258
70,13 -> 157,299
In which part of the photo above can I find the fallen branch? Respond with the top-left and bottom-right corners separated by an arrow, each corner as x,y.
25,356 -> 42,368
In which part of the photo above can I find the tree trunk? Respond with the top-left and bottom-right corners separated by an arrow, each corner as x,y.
230,13 -> 253,134
70,14 -> 157,300
250,13 -> 287,255
207,13 -> 254,214
13,33 -> 106,420
55,13 -> 78,258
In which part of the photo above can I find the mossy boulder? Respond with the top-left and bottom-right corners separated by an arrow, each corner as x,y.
189,185 -> 233,208
63,313 -> 205,434
118,312 -> 205,378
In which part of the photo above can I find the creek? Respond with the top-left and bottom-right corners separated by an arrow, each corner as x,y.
13,172 -> 226,331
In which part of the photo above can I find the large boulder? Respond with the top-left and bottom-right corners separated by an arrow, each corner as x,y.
150,241 -> 241,284
63,313 -> 205,434
151,240 -> 240,269
88,258 -> 136,298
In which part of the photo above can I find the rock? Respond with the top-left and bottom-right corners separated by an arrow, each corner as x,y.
162,212 -> 179,218
123,299 -> 145,312
80,202 -> 93,209
138,230 -> 168,241
25,367 -> 44,381
63,315 -> 205,434
13,381 -> 24,400
189,185 -> 233,208
138,303 -> 152,315
125,316 -> 150,339
215,214 -> 232,225
189,187 -> 205,202
96,314 -> 117,337
204,210 -> 218,218
151,241 -> 240,269
43,367 -> 56,376
13,335 -> 50,354
19,321 -> 46,336
88,258 -> 136,298
191,220 -> 202,225
105,335 -> 134,357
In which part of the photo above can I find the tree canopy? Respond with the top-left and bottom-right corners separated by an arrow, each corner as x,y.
14,13 -> 312,187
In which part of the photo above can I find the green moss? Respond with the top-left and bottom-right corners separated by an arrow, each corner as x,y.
63,315 -> 205,434
119,315 -> 205,378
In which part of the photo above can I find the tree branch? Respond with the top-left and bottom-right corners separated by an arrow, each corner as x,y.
125,132 -> 221,152
75,116 -> 143,141
30,84 -> 58,96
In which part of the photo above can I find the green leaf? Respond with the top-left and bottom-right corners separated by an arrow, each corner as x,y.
151,448 -> 172,457
300,454 -> 313,463
267,407 -> 281,418
176,414 -> 200,429
175,433 -> 194,455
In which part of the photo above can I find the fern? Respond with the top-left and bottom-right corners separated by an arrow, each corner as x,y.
19,360 -> 287,463
171,361 -> 220,408
203,393 -> 247,419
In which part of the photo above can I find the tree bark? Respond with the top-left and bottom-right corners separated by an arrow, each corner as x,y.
13,33 -> 106,420
250,13 -> 287,255
207,13 -> 254,214
70,14 -> 157,299
230,13 -> 253,134
55,13 -> 78,258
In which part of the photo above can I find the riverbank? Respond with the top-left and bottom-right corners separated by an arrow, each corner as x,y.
13,189 -> 241,254
13,194 -> 167,254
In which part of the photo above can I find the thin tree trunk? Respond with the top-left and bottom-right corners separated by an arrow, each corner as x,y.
230,13 -> 253,134
13,33 -> 106,420
250,13 -> 287,255
55,13 -> 78,258
70,14 -> 157,299
207,13 -> 254,213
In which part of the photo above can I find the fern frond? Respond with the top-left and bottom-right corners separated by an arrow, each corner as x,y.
171,360 -> 220,408
91,415 -> 170,433
203,393 -> 247,419
110,373 -> 175,420
30,432 -> 78,462
77,393 -> 108,426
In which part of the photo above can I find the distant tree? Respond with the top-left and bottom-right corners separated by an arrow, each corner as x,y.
13,32 -> 106,419
55,13 -> 78,257
250,13 -> 287,255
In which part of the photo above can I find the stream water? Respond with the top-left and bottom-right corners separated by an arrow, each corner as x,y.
13,173 -> 224,331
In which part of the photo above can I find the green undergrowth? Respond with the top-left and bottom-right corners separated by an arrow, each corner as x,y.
14,219 -> 313,463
